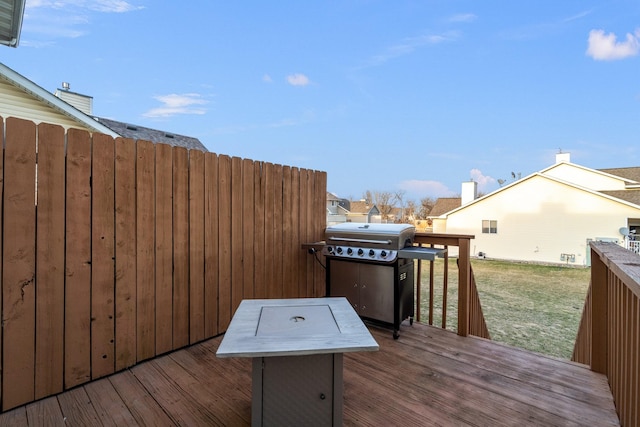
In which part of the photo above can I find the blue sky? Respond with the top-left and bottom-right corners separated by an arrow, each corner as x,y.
4,1 -> 639,202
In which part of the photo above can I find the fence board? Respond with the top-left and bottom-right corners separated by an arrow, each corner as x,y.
172,147 -> 190,349
264,163 -> 276,299
91,133 -> 116,379
189,149 -> 205,344
114,137 -> 137,370
204,153 -> 219,337
2,118 -> 37,410
314,171 -> 327,296
217,155 -> 232,330
135,140 -> 155,361
290,168 -> 301,297
34,123 -> 65,399
231,157 -> 243,312
64,129 -> 92,388
253,162 -> 266,299
282,166 -> 295,298
242,159 -> 255,300
0,117 -> 2,406
300,170 -> 316,296
155,144 -> 173,354
273,165 -> 284,297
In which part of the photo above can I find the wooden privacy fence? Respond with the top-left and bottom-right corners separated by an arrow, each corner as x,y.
572,241 -> 640,426
0,117 -> 326,411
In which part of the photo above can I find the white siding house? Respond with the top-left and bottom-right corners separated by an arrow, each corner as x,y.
438,153 -> 640,266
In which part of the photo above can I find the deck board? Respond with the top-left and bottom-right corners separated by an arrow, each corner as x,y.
0,322 -> 619,426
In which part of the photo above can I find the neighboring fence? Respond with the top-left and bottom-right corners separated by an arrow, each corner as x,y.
0,117 -> 327,411
413,233 -> 489,339
572,241 -> 640,427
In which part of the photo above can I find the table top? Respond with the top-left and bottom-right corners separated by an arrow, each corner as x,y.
216,297 -> 379,358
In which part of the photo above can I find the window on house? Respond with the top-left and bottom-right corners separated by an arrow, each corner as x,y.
482,220 -> 497,234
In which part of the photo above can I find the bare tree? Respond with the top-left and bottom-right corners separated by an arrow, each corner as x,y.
418,196 -> 436,219
404,199 -> 417,221
372,191 -> 395,221
394,190 -> 406,222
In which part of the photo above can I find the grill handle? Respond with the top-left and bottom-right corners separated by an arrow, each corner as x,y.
327,237 -> 392,245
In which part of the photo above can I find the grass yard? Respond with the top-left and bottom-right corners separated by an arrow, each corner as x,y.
416,258 -> 591,360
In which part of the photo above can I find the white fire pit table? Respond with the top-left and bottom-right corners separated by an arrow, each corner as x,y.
216,297 -> 379,427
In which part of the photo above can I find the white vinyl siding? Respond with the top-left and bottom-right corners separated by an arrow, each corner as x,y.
0,77 -> 90,130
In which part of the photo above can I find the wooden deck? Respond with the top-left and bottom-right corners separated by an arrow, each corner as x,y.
0,322 -> 619,426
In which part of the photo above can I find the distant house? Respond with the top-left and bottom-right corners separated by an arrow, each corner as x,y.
435,153 -> 640,266
0,62 -> 207,152
346,200 -> 382,223
326,192 -> 349,225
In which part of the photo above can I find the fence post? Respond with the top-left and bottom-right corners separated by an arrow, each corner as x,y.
590,245 -> 608,374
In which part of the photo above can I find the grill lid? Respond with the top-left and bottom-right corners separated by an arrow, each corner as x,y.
325,223 -> 415,247
323,223 -> 416,263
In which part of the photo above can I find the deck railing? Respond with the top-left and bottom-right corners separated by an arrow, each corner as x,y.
0,117 -> 327,411
572,241 -> 640,426
626,239 -> 640,255
413,233 -> 490,339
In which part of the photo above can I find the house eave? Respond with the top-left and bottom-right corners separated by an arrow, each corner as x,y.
0,62 -> 120,137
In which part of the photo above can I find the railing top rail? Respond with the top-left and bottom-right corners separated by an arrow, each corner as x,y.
414,233 -> 475,247
591,241 -> 640,299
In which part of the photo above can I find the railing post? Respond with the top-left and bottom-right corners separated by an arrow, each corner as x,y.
590,246 -> 608,374
457,238 -> 470,336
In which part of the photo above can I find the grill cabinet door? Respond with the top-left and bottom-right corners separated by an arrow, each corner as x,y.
328,260 -> 360,312
359,264 -> 395,323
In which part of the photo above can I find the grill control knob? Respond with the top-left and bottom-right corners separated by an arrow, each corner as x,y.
336,247 -> 343,254
380,250 -> 387,258
327,246 -> 334,254
369,249 -> 375,258
357,248 -> 364,256
347,248 -> 353,255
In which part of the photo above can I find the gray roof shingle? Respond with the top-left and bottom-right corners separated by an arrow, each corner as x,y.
95,117 -> 208,152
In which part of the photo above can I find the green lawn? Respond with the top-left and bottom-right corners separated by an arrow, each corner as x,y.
416,259 -> 591,359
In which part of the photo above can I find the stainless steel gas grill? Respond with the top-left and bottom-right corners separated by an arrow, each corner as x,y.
322,223 -> 444,339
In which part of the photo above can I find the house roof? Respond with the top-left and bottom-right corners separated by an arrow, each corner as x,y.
326,191 -> 341,201
95,117 -> 208,152
600,189 -> 640,206
0,62 -> 119,137
0,0 -> 25,47
348,201 -> 378,214
428,197 -> 461,217
598,167 -> 640,184
444,171 -> 640,219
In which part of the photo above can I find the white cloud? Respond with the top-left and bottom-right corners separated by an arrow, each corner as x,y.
143,93 -> 208,118
469,169 -> 496,192
27,0 -> 143,13
365,31 -> 458,68
449,13 -> 477,23
263,74 -> 273,83
286,73 -> 310,86
586,29 -> 640,61
22,0 -> 143,41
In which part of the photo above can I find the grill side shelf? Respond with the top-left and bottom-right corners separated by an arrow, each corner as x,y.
397,247 -> 446,261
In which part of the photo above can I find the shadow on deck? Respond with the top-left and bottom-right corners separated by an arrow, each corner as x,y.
0,322 -> 619,426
